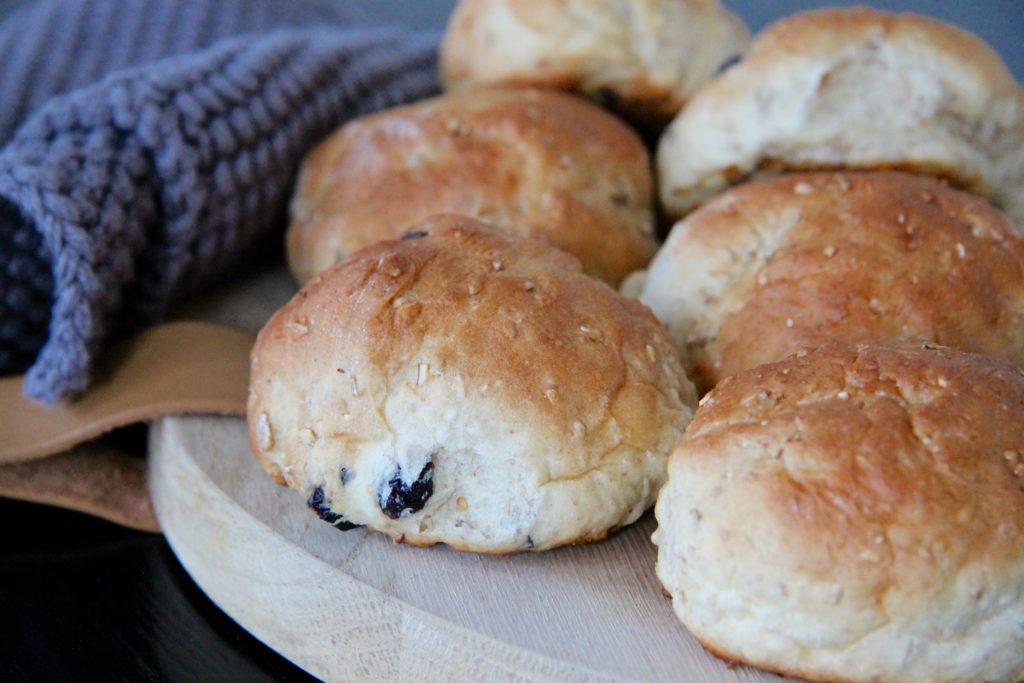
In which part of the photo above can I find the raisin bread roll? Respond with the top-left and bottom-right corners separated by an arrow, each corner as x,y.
250,215 -> 696,553
639,171 -> 1024,391
657,7 -> 1024,225
654,341 -> 1024,683
287,88 -> 656,286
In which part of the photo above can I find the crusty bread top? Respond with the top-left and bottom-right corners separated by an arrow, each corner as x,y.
685,340 -> 1024,587
253,214 -> 694,486
287,87 -> 656,286
746,6 -> 1015,89
440,0 -> 749,128
640,171 -> 1024,391
657,340 -> 1024,682
656,6 -> 1024,220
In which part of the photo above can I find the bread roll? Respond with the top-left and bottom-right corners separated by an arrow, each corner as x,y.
287,87 -> 657,286
250,215 -> 696,553
440,0 -> 749,129
639,171 -> 1024,391
657,7 -> 1024,225
654,341 -> 1024,683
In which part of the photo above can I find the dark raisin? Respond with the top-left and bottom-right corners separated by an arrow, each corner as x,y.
715,54 -> 741,75
307,486 -> 361,531
333,519 -> 360,531
401,230 -> 429,240
591,86 -> 620,108
340,466 -> 354,486
379,461 -> 434,519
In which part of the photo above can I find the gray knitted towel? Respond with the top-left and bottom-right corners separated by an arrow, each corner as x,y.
0,0 -> 440,403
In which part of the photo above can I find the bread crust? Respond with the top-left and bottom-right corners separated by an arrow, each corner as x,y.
657,6 -> 1024,225
287,87 -> 657,286
639,171 -> 1024,391
440,0 -> 749,129
654,341 -> 1024,683
252,215 -> 696,553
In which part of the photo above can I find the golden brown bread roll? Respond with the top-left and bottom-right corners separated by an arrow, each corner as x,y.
287,87 -> 657,286
251,215 -> 696,553
440,0 -> 749,129
638,171 -> 1024,391
654,341 -> 1024,683
657,6 -> 1024,224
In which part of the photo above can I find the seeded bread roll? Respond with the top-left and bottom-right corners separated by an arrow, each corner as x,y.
654,341 -> 1024,683
250,215 -> 696,553
639,171 -> 1024,392
657,7 -> 1024,225
287,88 -> 657,286
440,0 -> 749,129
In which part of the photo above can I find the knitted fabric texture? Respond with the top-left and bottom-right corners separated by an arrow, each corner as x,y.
0,0 -> 439,403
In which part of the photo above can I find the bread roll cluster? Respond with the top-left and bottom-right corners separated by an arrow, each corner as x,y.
646,7 -> 1024,682
248,2 -> 1024,680
286,0 -> 750,288
256,0 -> 747,554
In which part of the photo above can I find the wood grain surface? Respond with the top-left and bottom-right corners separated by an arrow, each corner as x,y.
148,267 -> 790,683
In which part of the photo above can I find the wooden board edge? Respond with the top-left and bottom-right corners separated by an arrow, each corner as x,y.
149,416 -> 626,683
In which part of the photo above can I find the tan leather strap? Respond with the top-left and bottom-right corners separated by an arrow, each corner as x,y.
0,441 -> 160,532
0,321 -> 254,530
0,321 -> 254,463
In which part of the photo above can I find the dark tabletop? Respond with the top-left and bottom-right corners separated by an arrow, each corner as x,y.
2,2 -> 1021,682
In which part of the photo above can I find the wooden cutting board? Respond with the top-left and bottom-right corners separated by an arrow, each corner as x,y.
148,268 -> 790,683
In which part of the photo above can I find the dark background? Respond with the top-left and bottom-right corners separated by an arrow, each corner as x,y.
1,1 -> 1021,682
